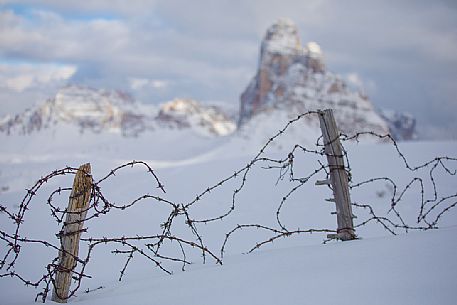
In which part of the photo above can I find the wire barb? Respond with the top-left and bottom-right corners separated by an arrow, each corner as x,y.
1,111 -> 455,302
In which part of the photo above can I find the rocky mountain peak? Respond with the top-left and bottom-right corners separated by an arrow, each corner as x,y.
259,19 -> 325,73
157,99 -> 236,136
0,85 -> 140,136
261,18 -> 302,57
238,19 -> 396,139
237,16 -> 418,141
239,19 -> 329,127
52,85 -> 136,126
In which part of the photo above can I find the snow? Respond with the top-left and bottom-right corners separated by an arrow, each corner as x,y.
70,228 -> 457,305
157,99 -> 236,137
305,41 -> 323,59
262,18 -> 302,56
1,112 -> 456,304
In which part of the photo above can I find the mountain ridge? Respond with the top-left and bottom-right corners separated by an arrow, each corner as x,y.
0,85 -> 236,138
1,19 -> 416,142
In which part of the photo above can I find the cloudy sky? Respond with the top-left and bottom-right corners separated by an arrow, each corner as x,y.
1,0 -> 456,138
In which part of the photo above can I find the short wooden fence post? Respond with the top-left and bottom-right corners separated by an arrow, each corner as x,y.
52,163 -> 92,303
317,109 -> 356,241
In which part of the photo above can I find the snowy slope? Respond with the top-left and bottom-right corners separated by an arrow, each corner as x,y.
4,227 -> 455,305
46,228 -> 457,305
0,25 -> 454,301
0,136 -> 456,304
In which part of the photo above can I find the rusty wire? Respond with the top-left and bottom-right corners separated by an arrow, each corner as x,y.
1,111 -> 456,302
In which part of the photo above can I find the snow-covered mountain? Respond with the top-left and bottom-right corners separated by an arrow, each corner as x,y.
0,85 -> 236,138
379,109 -> 417,140
0,85 -> 138,135
157,99 -> 236,137
1,20 -> 417,143
238,18 -> 415,140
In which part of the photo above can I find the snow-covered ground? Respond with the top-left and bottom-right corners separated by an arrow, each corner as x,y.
57,227 -> 457,305
1,127 -> 456,304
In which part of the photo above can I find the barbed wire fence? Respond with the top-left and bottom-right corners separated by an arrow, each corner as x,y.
1,110 -> 456,303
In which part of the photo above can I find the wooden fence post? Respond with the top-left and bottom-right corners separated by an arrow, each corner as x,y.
317,109 -> 356,241
52,163 -> 92,303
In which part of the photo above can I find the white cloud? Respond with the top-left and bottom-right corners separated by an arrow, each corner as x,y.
345,73 -> 363,88
344,73 -> 377,94
0,63 -> 77,92
0,9 -> 130,62
150,80 -> 167,89
129,78 -> 149,90
0,0 -> 456,136
5,75 -> 33,92
129,77 -> 168,90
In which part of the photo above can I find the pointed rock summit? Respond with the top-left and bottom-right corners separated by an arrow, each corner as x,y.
259,18 -> 325,73
238,18 -> 395,138
239,19 -> 326,126
260,18 -> 302,57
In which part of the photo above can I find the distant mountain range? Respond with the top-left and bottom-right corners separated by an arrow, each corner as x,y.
0,19 -> 416,142
0,85 -> 236,138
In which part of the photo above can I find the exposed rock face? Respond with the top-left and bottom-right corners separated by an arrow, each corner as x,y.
239,18 -> 390,137
0,86 -> 236,137
0,85 -> 145,136
379,110 -> 417,140
156,99 -> 236,136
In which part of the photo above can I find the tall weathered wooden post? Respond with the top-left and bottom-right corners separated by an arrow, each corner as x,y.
52,163 -> 92,303
317,109 -> 356,241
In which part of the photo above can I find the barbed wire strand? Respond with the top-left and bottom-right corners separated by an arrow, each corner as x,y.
0,111 -> 456,302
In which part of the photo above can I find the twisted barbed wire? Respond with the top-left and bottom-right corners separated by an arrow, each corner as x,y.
1,110 -> 456,302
